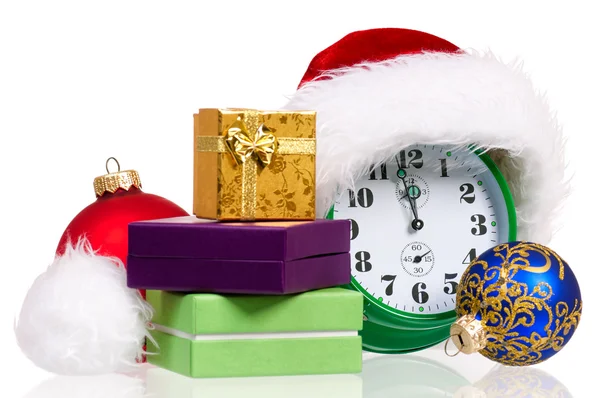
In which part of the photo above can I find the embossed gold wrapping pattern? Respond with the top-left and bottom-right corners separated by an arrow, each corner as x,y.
194,109 -> 316,221
196,137 -> 227,153
241,153 -> 258,220
196,133 -> 315,158
276,139 -> 317,155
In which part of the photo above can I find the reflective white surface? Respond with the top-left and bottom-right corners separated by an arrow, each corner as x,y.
21,344 -> 573,398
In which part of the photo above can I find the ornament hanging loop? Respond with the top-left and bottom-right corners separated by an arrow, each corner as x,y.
444,334 -> 463,357
106,157 -> 121,174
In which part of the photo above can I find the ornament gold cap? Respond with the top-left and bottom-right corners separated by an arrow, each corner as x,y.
448,314 -> 487,355
93,157 -> 142,197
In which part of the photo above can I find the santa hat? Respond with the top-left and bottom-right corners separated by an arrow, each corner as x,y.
284,28 -> 567,244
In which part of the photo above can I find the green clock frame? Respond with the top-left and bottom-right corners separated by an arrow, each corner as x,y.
326,149 -> 518,353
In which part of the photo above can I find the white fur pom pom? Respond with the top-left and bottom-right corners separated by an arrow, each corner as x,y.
15,239 -> 153,375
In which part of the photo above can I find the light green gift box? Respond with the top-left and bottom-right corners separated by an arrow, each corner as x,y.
146,288 -> 363,378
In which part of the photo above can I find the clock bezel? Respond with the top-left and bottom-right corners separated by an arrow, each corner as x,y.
327,147 -> 518,333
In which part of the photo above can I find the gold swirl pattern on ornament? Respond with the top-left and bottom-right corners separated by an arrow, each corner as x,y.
493,242 -> 565,280
456,242 -> 582,366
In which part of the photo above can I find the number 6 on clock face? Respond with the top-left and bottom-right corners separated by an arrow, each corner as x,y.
327,144 -> 517,352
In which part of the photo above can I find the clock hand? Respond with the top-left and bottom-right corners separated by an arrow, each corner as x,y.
400,186 -> 421,202
397,168 -> 424,230
414,250 -> 432,264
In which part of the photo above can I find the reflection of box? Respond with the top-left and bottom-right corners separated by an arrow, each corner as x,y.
146,288 -> 363,378
127,216 -> 350,294
193,108 -> 316,221
144,367 -> 363,398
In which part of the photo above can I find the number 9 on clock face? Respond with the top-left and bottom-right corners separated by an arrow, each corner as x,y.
327,144 -> 517,352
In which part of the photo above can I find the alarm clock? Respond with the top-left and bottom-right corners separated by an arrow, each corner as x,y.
285,28 -> 566,354
327,144 -> 517,352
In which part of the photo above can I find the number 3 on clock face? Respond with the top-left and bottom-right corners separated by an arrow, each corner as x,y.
327,144 -> 517,345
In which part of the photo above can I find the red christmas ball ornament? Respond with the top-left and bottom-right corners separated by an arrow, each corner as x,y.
57,157 -> 188,266
15,158 -> 188,376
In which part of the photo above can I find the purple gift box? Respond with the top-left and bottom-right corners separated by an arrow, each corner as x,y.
126,216 -> 351,294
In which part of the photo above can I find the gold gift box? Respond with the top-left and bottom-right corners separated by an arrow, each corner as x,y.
194,109 -> 316,221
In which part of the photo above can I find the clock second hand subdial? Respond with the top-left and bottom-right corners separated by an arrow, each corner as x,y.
397,167 -> 424,230
414,250 -> 432,264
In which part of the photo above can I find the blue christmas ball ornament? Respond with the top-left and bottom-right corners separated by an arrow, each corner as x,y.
450,242 -> 582,366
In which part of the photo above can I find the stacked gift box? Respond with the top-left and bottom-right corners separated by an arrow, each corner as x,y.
126,109 -> 363,378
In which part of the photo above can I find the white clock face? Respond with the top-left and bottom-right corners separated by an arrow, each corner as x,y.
332,144 -> 514,316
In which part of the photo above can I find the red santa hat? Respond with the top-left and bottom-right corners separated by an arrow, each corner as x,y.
284,28 -> 566,244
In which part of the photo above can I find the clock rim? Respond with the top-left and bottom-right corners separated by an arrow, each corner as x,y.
327,147 -> 518,331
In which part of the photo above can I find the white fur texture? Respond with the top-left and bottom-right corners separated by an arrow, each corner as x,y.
284,51 -> 567,243
15,239 -> 153,375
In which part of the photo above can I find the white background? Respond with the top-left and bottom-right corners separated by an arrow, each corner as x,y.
1,1 -> 598,397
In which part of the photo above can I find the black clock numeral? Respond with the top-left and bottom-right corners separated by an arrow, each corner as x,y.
471,214 -> 487,236
348,188 -> 373,208
369,163 -> 389,180
412,282 -> 429,304
439,158 -> 449,177
444,273 -> 459,295
462,248 -> 477,264
381,275 -> 397,296
460,183 -> 475,204
349,219 -> 359,240
348,189 -> 356,207
355,251 -> 372,272
398,149 -> 423,169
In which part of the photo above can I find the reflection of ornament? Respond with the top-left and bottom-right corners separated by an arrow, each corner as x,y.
15,158 -> 188,375
449,242 -> 582,366
465,365 -> 574,398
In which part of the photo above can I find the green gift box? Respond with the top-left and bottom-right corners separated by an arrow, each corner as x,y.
146,288 -> 363,378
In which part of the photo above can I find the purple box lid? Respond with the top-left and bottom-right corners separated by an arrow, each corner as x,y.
128,216 -> 350,261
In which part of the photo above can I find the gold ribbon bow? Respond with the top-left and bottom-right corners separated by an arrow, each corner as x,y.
225,119 -> 278,166
196,112 -> 315,220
